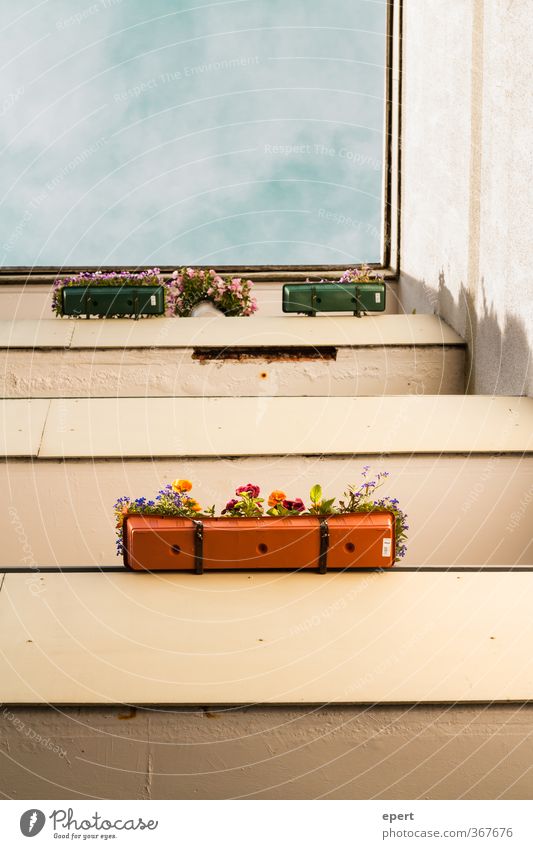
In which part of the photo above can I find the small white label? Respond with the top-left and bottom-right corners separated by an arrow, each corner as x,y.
150,295 -> 156,306
382,538 -> 392,558
375,292 -> 381,303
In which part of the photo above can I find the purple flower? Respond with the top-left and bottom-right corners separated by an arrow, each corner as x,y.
222,498 -> 238,514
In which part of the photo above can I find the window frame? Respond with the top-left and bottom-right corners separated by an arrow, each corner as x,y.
0,0 -> 401,286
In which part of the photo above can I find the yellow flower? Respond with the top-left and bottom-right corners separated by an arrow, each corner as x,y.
268,490 -> 286,507
172,478 -> 192,493
187,499 -> 202,513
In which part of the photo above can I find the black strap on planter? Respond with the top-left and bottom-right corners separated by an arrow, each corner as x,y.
193,519 -> 204,574
309,286 -> 317,317
318,518 -> 329,574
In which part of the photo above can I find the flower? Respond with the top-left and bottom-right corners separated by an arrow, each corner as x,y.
282,498 -> 305,513
236,484 -> 260,498
171,267 -> 256,318
268,490 -> 286,507
172,479 -> 192,493
187,499 -> 202,512
221,498 -> 238,514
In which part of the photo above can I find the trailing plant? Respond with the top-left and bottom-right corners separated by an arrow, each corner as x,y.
172,267 -> 257,317
337,466 -> 408,559
339,264 -> 384,284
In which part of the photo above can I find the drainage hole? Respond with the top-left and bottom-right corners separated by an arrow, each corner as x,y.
257,543 -> 268,554
344,542 -> 355,553
171,544 -> 181,555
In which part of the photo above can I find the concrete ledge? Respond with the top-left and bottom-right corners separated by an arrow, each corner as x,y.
0,315 -> 464,349
3,395 -> 532,458
0,316 -> 467,398
0,399 -> 49,457
1,571 -> 532,704
0,347 -> 466,398
29,395 -> 533,458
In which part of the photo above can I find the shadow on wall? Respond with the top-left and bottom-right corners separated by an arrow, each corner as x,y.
399,271 -> 532,396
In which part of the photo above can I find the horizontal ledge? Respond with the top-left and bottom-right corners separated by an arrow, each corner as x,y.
5,452 -> 533,462
0,315 -> 464,349
2,566 -> 533,573
3,701 -> 533,709
0,344 -> 464,353
2,571 -> 533,704
4,395 -> 529,458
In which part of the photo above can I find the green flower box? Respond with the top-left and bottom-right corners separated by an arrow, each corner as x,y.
282,282 -> 386,316
61,284 -> 165,318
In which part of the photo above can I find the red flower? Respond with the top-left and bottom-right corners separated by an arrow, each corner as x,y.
236,483 -> 260,498
282,498 -> 305,513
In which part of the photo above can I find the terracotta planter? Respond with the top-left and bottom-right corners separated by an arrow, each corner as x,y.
123,513 -> 396,572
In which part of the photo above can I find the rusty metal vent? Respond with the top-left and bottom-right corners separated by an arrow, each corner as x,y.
192,346 -> 338,362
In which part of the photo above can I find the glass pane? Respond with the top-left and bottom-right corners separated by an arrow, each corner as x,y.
0,0 -> 387,266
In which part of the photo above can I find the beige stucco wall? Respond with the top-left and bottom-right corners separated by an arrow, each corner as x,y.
2,705 -> 533,799
399,0 -> 533,396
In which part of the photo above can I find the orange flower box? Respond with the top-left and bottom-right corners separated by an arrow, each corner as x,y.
123,513 -> 396,572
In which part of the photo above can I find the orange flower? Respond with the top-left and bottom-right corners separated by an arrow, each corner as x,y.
268,490 -> 286,507
172,478 -> 192,492
188,499 -> 202,513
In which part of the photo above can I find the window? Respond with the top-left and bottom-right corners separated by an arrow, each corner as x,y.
0,0 -> 396,270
